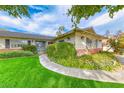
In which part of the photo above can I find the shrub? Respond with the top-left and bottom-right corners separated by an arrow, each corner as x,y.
78,55 -> 93,63
22,45 -> 37,54
78,51 -> 121,71
47,44 -> 121,71
0,51 -> 34,58
46,42 -> 76,60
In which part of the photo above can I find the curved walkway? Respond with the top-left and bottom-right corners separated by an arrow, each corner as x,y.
39,55 -> 124,84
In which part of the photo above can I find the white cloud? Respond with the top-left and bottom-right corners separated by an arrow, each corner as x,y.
32,12 -> 56,22
29,5 -> 45,11
0,6 -> 72,36
88,8 -> 124,27
39,28 -> 57,36
0,11 -> 58,36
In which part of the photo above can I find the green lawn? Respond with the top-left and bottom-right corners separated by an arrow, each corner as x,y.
0,56 -> 124,88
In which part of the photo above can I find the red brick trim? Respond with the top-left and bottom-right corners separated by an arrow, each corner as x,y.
76,48 -> 102,56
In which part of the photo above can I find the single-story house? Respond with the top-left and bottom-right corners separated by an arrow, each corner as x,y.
0,27 -> 107,55
0,29 -> 54,53
54,27 -> 107,56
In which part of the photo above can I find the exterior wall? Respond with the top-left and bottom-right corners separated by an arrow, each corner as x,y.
55,35 -> 75,44
10,39 -> 37,49
0,39 -> 5,49
102,39 -> 114,52
31,40 -> 36,45
97,40 -> 102,48
75,32 -> 103,56
10,39 -> 28,49
75,33 -> 86,49
55,32 -> 103,56
0,37 -> 53,54
0,38 -> 36,50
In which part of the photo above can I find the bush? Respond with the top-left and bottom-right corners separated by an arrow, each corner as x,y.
46,42 -> 76,60
78,52 -> 121,71
78,55 -> 93,63
47,43 -> 121,71
0,51 -> 34,58
22,45 -> 37,54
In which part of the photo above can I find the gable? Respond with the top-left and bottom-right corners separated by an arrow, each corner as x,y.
83,27 -> 96,34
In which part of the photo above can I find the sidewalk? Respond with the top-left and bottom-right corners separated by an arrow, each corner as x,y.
39,54 -> 124,84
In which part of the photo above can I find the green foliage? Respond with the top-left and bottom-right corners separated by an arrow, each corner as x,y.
108,38 -> 121,54
68,5 -> 124,27
0,5 -> 30,18
0,56 -> 124,88
46,42 -> 76,60
0,51 -> 34,58
47,43 -> 121,71
22,45 -> 37,54
56,25 -> 65,36
91,52 -> 120,71
119,34 -> 124,48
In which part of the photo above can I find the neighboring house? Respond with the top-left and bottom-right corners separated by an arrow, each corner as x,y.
54,27 -> 107,56
0,27 -> 107,55
0,30 -> 54,53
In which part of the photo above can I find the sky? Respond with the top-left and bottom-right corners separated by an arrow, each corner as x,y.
0,5 -> 124,36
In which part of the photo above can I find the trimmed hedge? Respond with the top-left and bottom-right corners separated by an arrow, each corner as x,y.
22,45 -> 37,54
46,42 -> 76,60
0,51 -> 34,58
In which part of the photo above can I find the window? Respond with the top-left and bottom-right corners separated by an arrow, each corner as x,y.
10,40 -> 28,48
59,40 -> 64,42
86,38 -> 92,48
48,42 -> 53,45
81,36 -> 84,39
28,40 -> 31,45
67,37 -> 70,40
95,40 -> 98,48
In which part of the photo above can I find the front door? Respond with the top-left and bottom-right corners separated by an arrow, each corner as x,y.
5,39 -> 10,48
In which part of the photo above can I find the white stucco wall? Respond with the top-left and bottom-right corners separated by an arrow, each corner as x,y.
0,39 -> 5,49
64,36 -> 75,44
56,36 -> 75,44
97,40 -> 102,48
31,40 -> 36,45
75,32 -> 103,50
75,33 -> 86,49
55,32 -> 103,50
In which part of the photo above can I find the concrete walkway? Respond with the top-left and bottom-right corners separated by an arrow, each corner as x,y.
39,55 -> 124,84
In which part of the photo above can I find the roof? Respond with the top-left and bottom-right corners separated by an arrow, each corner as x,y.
0,30 -> 54,40
54,27 -> 107,40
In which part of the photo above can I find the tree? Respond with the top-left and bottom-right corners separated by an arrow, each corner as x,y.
116,30 -> 122,37
0,5 -> 30,18
56,25 -> 65,36
108,38 -> 121,54
118,33 -> 124,48
68,5 -> 124,27
104,30 -> 112,38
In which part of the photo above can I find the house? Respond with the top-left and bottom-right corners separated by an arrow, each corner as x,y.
54,27 -> 107,56
0,27 -> 107,55
0,29 -> 54,53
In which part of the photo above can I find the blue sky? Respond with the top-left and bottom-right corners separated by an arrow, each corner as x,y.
0,5 -> 124,36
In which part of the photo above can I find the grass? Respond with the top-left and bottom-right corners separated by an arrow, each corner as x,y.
0,56 -> 124,88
